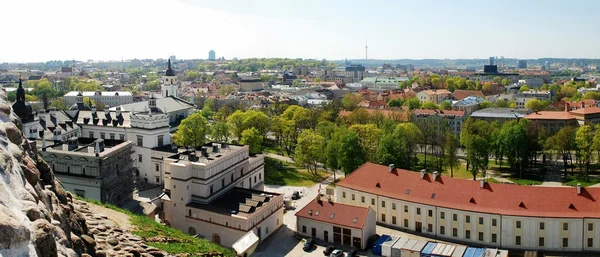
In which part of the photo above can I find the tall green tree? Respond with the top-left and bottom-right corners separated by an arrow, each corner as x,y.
349,124 -> 382,163
294,130 -> 326,175
545,126 -> 576,176
211,121 -> 230,142
337,129 -> 365,175
240,128 -> 263,155
576,125 -> 594,180
172,112 -> 209,148
444,132 -> 460,177
498,120 -> 529,178
460,118 -> 492,180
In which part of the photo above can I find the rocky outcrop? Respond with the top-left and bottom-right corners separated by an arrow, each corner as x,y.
0,89 -> 172,257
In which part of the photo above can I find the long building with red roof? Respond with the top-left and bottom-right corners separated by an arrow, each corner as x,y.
336,162 -> 600,252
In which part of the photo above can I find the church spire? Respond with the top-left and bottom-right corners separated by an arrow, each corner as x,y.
16,75 -> 25,102
165,59 -> 175,76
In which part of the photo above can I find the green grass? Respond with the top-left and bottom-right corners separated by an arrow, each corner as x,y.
485,178 -> 501,183
264,157 -> 328,186
80,198 -> 235,257
262,139 -> 291,157
507,177 -> 543,185
563,175 -> 600,187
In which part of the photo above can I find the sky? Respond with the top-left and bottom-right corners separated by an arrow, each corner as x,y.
1,0 -> 599,63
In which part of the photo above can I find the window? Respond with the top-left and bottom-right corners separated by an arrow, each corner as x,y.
138,154 -> 143,163
492,233 -> 497,243
466,215 -> 470,223
100,132 -> 105,139
371,198 -> 375,205
427,224 -> 432,232
516,221 -> 521,229
259,173 -> 261,180
302,226 -> 306,233
441,212 -> 445,219
404,205 -> 408,212
540,222 -> 545,230
479,217 -> 484,225
440,226 -> 445,235
478,232 -> 484,241
342,192 -> 346,198
562,238 -> 568,247
588,223 -> 594,231
416,208 -> 421,215
492,219 -> 497,227
351,194 -> 355,200
381,214 -> 386,223
156,177 -> 159,183
361,196 -> 365,203
563,223 -> 569,231
209,185 -> 213,195
222,178 -> 225,187
453,214 -> 457,221
404,219 -> 408,228
110,133 -> 115,140
137,135 -> 143,147
392,203 -> 396,210
452,228 -> 458,237
158,135 -> 164,146
89,131 -> 94,138
381,201 -> 386,208
254,176 -> 256,183
539,237 -> 545,247
428,210 -> 433,217
119,134 -> 125,140
155,164 -> 159,172
588,238 -> 594,247
392,216 -> 396,225
465,230 -> 470,239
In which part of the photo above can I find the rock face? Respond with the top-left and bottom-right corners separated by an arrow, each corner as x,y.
0,90 -> 172,257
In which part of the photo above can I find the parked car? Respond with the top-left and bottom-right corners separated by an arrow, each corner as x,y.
291,191 -> 301,200
302,238 -> 314,252
330,249 -> 344,257
323,245 -> 335,255
346,248 -> 358,257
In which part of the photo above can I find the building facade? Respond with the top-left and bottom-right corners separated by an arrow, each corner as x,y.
63,91 -> 133,106
161,59 -> 179,98
336,163 -> 600,253
161,144 -> 284,248
416,90 -> 452,104
412,109 -> 465,138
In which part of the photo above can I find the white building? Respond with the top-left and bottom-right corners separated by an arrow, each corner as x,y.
160,144 -> 284,251
336,163 -> 600,253
64,91 -> 133,106
295,196 -> 376,250
161,59 -> 179,98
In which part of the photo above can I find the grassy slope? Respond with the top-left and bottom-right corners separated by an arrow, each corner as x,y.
82,198 -> 235,257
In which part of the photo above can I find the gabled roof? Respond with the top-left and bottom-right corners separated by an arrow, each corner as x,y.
295,199 -> 371,229
413,109 -> 465,117
524,111 -> 576,120
453,90 -> 484,100
569,107 -> 600,115
337,163 -> 600,218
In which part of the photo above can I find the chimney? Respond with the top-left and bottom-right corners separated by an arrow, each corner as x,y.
49,107 -> 56,115
221,142 -> 227,149
116,106 -> 121,116
68,137 -> 78,151
92,105 -> 97,113
433,171 -> 439,181
420,169 -> 426,179
389,164 -> 395,172
328,195 -> 333,203
95,139 -> 105,155
104,105 -> 109,114
212,143 -> 219,153
480,179 -> 485,188
565,102 -> 570,112
316,194 -> 321,202
38,109 -> 46,119
41,136 -> 46,151
83,117 -> 90,124
188,150 -> 198,162
577,183 -> 581,195
201,147 -> 209,157
53,129 -> 62,143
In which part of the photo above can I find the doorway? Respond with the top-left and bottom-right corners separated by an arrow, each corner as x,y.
324,231 -> 329,242
415,222 -> 422,233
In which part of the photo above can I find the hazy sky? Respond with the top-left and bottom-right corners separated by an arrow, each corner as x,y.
2,0 -> 599,62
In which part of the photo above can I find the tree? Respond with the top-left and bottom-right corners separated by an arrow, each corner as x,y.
349,124 -> 382,163
576,125 -> 594,180
211,121 -> 230,142
294,130 -> 325,175
218,85 -> 237,96
460,118 -> 491,180
50,98 -> 66,110
479,101 -> 492,109
440,101 -> 452,110
421,101 -> 438,110
545,126 -> 576,176
337,129 -> 365,175
388,98 -> 403,107
501,78 -> 510,87
185,71 -> 200,81
518,85 -> 531,92
404,98 -> 421,110
240,128 -> 263,155
525,99 -> 549,112
341,93 -> 363,111
498,120 -> 529,178
172,112 -> 209,148
583,91 -> 600,100
200,105 -> 214,119
30,79 -> 58,99
444,132 -> 460,177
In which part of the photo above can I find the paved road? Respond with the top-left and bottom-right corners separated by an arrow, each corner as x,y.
264,153 -> 296,163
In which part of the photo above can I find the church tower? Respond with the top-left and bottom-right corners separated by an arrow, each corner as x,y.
12,76 -> 34,123
161,59 -> 178,97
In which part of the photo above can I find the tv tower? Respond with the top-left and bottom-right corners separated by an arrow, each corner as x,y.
365,38 -> 368,60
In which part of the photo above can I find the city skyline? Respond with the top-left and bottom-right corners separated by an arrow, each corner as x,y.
2,0 -> 600,63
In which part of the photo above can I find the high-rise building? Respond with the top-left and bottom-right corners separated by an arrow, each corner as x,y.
517,60 -> 528,69
208,50 -> 216,60
169,55 -> 176,63
489,57 -> 495,65
544,61 -> 550,70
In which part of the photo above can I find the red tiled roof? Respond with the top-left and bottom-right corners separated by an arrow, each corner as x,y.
413,109 -> 465,117
524,111 -> 576,120
569,107 -> 600,115
337,163 -> 600,218
452,90 -> 484,100
295,199 -> 371,229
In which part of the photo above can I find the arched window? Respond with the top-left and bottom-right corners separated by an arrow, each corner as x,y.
188,227 -> 196,235
212,233 -> 221,245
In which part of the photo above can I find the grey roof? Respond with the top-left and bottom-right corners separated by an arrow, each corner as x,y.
470,108 -> 532,119
114,96 -> 194,114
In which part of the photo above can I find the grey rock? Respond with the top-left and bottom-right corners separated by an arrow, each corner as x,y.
32,219 -> 58,257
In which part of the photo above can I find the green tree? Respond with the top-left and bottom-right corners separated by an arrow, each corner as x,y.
460,118 -> 492,180
378,123 -> 422,170
501,78 -> 510,87
444,132 -> 460,177
388,98 -> 403,107
31,79 -> 58,99
440,101 -> 452,110
211,121 -> 230,142
172,112 -> 209,148
294,130 -> 326,175
404,98 -> 421,110
421,101 -> 438,110
50,98 -> 66,110
583,91 -> 600,100
525,99 -> 549,112
185,71 -> 200,81
576,125 -> 594,180
240,128 -> 263,155
337,129 -> 365,175
341,93 -> 364,111
349,124 -> 382,163
498,120 -> 529,178
518,85 -> 530,92
218,85 -> 237,96
479,101 -> 492,109
545,127 -> 576,176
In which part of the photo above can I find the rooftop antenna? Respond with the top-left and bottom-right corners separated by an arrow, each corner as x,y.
365,38 -> 368,60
